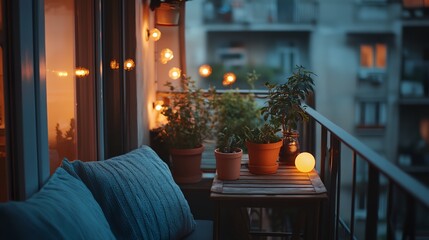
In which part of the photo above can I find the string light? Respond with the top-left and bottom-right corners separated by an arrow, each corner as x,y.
223,72 -> 236,86
169,67 -> 181,80
148,28 -> 161,41
124,59 -> 135,71
110,59 -> 120,70
160,48 -> 174,64
199,64 -> 212,77
154,100 -> 164,111
75,67 -> 90,78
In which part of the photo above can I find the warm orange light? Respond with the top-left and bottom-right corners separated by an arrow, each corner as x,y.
169,67 -> 181,80
149,28 -> 161,41
75,67 -> 90,78
222,72 -> 236,86
124,59 -> 135,71
295,152 -> 316,173
110,59 -> 120,70
154,100 -> 164,111
160,48 -> 174,64
57,71 -> 68,77
199,64 -> 212,77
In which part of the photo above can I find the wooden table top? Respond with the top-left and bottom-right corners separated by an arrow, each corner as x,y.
210,165 -> 328,201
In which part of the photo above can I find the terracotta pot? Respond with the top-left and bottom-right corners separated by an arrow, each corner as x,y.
214,148 -> 243,180
279,130 -> 300,165
170,145 -> 204,184
156,3 -> 181,26
246,141 -> 282,174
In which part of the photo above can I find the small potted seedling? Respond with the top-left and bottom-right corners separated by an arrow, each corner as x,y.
214,127 -> 243,180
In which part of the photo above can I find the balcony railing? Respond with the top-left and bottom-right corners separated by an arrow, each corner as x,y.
302,104 -> 429,239
202,0 -> 318,25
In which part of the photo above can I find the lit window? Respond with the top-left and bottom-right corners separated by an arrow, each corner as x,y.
360,43 -> 387,69
360,45 -> 374,68
375,44 -> 386,68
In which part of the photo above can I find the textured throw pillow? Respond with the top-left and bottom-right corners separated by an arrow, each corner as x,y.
62,145 -> 196,240
0,168 -> 115,240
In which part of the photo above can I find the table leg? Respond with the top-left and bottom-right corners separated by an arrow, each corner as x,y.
214,201 -> 220,240
292,210 -> 305,240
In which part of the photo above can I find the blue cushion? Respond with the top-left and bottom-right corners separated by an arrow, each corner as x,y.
0,168 -> 115,240
62,145 -> 196,240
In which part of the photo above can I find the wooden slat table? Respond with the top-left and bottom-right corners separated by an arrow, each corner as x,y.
210,164 -> 328,240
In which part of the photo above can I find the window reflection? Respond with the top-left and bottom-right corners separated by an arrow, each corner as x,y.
45,0 -> 77,174
0,45 -> 8,202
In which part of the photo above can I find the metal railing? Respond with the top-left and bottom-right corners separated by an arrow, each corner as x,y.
302,104 -> 429,239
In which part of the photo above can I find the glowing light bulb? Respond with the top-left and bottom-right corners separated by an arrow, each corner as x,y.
222,72 -> 236,86
160,48 -> 174,64
154,100 -> 164,111
169,67 -> 181,80
75,67 -> 90,78
149,28 -> 161,41
199,64 -> 212,77
124,59 -> 135,71
110,59 -> 120,69
57,71 -> 68,77
295,152 -> 316,173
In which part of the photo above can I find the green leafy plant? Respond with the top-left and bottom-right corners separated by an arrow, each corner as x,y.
261,65 -> 315,133
160,76 -> 215,149
244,123 -> 281,144
216,127 -> 242,153
213,89 -> 260,151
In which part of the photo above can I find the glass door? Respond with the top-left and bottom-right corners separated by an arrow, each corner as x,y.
0,0 -> 9,202
45,0 -> 98,173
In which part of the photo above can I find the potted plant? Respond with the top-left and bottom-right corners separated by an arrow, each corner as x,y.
244,123 -> 282,174
214,127 -> 243,180
160,76 -> 214,183
261,65 -> 315,165
150,0 -> 188,26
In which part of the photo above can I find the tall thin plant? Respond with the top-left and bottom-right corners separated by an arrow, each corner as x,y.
261,65 -> 315,133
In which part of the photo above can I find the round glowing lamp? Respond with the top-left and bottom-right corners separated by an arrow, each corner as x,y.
295,152 -> 315,173
169,67 -> 181,80
199,64 -> 212,77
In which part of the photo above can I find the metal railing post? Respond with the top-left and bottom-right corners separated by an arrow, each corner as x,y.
365,164 -> 380,240
328,135 -> 340,240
